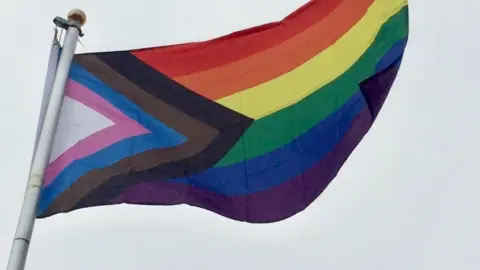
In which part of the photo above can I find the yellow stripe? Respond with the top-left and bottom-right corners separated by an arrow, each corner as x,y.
216,0 -> 408,119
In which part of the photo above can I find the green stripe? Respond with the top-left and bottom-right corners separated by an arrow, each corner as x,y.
215,7 -> 409,167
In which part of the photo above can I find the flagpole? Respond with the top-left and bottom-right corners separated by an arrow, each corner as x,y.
7,9 -> 86,270
31,32 -> 61,164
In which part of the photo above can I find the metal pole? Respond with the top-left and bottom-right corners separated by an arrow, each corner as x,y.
7,9 -> 86,270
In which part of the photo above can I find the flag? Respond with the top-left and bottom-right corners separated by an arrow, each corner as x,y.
37,0 -> 409,223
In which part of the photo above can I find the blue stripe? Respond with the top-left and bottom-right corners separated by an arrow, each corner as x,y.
167,90 -> 366,195
375,38 -> 407,72
38,64 -> 188,215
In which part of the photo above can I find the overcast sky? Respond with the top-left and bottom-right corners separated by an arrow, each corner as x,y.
1,0 -> 480,269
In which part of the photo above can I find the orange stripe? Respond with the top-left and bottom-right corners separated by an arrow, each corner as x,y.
132,0 -> 342,77
174,0 -> 375,100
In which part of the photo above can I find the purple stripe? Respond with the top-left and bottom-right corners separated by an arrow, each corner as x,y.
108,108 -> 372,223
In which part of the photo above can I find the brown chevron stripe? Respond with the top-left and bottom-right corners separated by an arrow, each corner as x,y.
40,53 -> 253,217
42,55 -> 219,216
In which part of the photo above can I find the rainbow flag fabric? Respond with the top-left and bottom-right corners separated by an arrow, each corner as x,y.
38,0 -> 409,223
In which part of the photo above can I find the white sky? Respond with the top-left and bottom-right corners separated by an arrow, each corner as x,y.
1,0 -> 480,269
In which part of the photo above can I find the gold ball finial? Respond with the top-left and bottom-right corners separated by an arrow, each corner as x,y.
67,9 -> 86,26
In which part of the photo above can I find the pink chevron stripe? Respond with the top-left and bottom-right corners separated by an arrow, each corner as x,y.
43,79 -> 150,187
